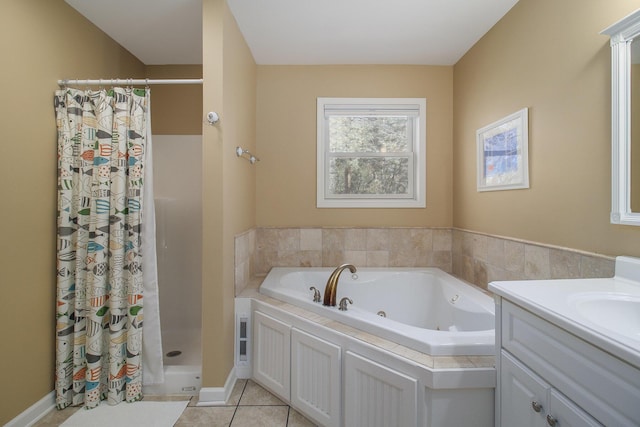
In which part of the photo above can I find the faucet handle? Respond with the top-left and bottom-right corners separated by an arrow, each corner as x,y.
339,297 -> 353,311
309,286 -> 322,303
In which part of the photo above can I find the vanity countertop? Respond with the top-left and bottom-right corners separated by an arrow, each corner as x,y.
489,256 -> 640,369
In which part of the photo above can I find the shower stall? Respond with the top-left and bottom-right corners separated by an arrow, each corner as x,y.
144,134 -> 203,395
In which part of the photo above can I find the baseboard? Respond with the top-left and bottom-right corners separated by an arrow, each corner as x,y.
195,367 -> 237,406
5,391 -> 55,427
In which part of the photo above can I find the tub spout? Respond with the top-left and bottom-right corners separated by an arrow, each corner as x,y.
323,263 -> 357,306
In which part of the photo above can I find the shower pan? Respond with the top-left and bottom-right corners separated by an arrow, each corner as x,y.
144,135 -> 203,395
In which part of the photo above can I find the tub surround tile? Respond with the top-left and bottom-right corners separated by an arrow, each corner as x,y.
474,260 -> 489,289
366,228 -> 390,251
257,228 -> 279,251
580,254 -> 615,278
549,248 -> 581,279
344,228 -> 367,250
452,229 -> 464,254
235,229 -> 256,295
390,345 -> 436,368
524,245 -> 551,279
486,237 -> 505,268
299,228 -> 322,250
353,330 -> 400,353
433,356 -> 476,369
240,226 -> 615,294
388,228 -> 432,267
472,234 -> 489,262
322,228 -> 346,251
430,250 -> 452,273
326,320 -> 361,337
503,240 -> 525,273
254,249 -> 277,276
344,250 -> 367,266
321,249 -> 344,267
451,229 -> 614,288
277,228 -> 300,251
468,356 -> 496,369
461,232 -> 475,257
433,229 -> 452,252
366,250 -> 389,267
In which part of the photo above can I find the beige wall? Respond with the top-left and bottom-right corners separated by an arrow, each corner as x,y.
202,0 -> 257,386
0,1 -> 145,424
453,0 -> 640,258
146,65 -> 203,135
255,65 -> 453,227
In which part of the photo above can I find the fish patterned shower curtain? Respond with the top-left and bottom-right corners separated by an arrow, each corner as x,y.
54,87 -> 160,409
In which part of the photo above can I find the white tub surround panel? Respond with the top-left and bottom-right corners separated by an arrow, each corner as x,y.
246,296 -> 495,427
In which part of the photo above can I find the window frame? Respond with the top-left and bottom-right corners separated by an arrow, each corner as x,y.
317,97 -> 426,208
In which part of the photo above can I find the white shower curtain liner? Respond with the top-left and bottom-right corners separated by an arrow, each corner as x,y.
142,90 -> 165,385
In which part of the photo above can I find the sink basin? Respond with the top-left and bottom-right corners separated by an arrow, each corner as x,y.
571,293 -> 640,342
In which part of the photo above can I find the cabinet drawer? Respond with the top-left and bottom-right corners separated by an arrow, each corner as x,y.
501,300 -> 640,427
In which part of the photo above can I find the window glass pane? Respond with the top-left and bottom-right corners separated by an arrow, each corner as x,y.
328,116 -> 410,153
328,157 -> 410,195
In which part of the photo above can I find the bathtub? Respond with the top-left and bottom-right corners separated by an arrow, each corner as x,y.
259,267 -> 495,356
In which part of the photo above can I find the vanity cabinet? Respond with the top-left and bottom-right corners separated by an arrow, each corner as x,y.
495,299 -> 640,427
500,350 -> 600,427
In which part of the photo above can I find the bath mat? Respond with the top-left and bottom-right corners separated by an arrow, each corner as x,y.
60,400 -> 189,427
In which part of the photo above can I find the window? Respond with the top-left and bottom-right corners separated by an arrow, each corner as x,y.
317,98 -> 426,208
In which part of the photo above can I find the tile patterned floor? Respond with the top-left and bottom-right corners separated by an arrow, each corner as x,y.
33,380 -> 317,427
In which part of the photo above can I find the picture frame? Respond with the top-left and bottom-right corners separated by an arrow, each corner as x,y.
476,108 -> 529,192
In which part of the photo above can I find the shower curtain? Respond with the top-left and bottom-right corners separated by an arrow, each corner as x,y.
54,87 -> 163,409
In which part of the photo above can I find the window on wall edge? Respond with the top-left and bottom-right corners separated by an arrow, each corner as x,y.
317,97 -> 426,208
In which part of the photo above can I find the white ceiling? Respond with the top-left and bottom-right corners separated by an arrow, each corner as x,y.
66,0 -> 520,66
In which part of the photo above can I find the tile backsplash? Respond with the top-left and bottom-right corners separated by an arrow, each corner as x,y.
234,227 -> 615,294
451,229 -> 614,289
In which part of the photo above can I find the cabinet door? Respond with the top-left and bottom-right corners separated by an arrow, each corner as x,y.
500,351 -> 547,427
547,390 -> 603,427
344,351 -> 417,427
253,311 -> 291,401
291,328 -> 341,427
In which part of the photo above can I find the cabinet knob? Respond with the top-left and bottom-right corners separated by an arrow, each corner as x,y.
546,415 -> 557,426
531,400 -> 543,413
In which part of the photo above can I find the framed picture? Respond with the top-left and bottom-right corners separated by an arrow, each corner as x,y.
476,108 -> 529,192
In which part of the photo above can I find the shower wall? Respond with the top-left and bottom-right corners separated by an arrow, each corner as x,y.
152,135 -> 203,365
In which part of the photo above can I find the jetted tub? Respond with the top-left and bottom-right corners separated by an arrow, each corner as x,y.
260,267 -> 495,356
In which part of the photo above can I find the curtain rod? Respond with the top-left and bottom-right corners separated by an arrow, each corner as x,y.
58,78 -> 203,87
